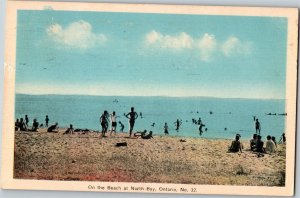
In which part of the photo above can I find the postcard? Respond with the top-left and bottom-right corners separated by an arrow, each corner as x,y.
1,1 -> 298,196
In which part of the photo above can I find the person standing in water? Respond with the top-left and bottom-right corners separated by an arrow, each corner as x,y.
174,119 -> 182,132
25,115 -> 29,127
126,107 -> 138,137
164,122 -> 169,135
45,115 -> 49,127
118,121 -> 125,132
255,119 -> 261,135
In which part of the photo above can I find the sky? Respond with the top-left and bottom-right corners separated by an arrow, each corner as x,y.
15,10 -> 288,99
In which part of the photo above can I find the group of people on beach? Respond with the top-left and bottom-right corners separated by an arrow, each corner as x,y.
228,132 -> 286,155
15,114 -> 59,133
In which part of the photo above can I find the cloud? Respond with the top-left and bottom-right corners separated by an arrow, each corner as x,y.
46,20 -> 107,49
144,30 -> 252,62
197,33 -> 217,61
221,36 -> 252,57
145,30 -> 193,50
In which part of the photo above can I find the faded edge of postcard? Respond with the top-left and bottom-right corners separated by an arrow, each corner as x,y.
1,1 -> 298,196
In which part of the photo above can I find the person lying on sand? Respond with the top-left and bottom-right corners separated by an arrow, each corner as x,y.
228,135 -> 243,153
134,130 -> 153,139
47,122 -> 59,133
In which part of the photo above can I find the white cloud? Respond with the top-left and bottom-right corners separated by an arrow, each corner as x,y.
46,20 -> 107,49
144,30 -> 252,62
221,36 -> 252,57
145,30 -> 193,50
197,33 -> 217,61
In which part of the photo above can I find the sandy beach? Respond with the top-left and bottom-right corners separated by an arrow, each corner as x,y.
14,129 -> 286,186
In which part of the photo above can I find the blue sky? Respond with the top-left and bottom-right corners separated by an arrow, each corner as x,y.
15,10 -> 287,99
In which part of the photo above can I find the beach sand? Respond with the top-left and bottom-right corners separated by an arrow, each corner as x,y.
14,129 -> 286,186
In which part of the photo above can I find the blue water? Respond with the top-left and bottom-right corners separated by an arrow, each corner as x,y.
15,94 -> 286,140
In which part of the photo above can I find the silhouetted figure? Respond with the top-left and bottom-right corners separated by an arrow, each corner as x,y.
25,115 -> 29,126
126,107 -> 138,137
253,116 -> 256,121
174,119 -> 182,132
209,111 -> 213,115
199,123 -> 205,136
19,118 -> 28,131
151,123 -> 155,127
45,115 -> 49,127
140,112 -> 143,118
64,124 -> 74,135
197,118 -> 202,125
15,119 -> 20,131
255,119 -> 261,135
100,110 -> 109,137
31,118 -> 39,132
47,122 -> 59,133
250,134 -> 257,151
164,122 -> 169,135
279,133 -> 286,144
254,135 -> 264,153
118,121 -> 124,132
228,135 -> 243,153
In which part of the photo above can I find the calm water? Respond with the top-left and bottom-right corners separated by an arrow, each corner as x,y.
15,94 -> 286,140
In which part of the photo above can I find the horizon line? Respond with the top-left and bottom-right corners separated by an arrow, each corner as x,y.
15,92 -> 286,100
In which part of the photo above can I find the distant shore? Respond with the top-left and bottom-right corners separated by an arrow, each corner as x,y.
14,128 -> 286,186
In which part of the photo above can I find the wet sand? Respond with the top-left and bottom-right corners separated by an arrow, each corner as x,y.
14,129 -> 286,186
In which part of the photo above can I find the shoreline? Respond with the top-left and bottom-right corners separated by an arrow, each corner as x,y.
14,128 -> 286,186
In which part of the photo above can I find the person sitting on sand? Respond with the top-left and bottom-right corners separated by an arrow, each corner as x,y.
19,118 -> 28,131
250,134 -> 257,151
228,135 -> 243,153
118,121 -> 124,132
47,122 -> 59,133
126,107 -> 138,137
254,135 -> 264,153
164,122 -> 169,135
64,124 -> 74,135
271,136 -> 277,147
31,119 -> 39,132
15,118 -> 20,131
279,133 -> 286,144
265,135 -> 276,154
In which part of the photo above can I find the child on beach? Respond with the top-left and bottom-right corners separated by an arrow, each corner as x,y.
228,135 -> 243,153
126,107 -> 138,137
119,121 -> 125,132
164,122 -> 169,135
